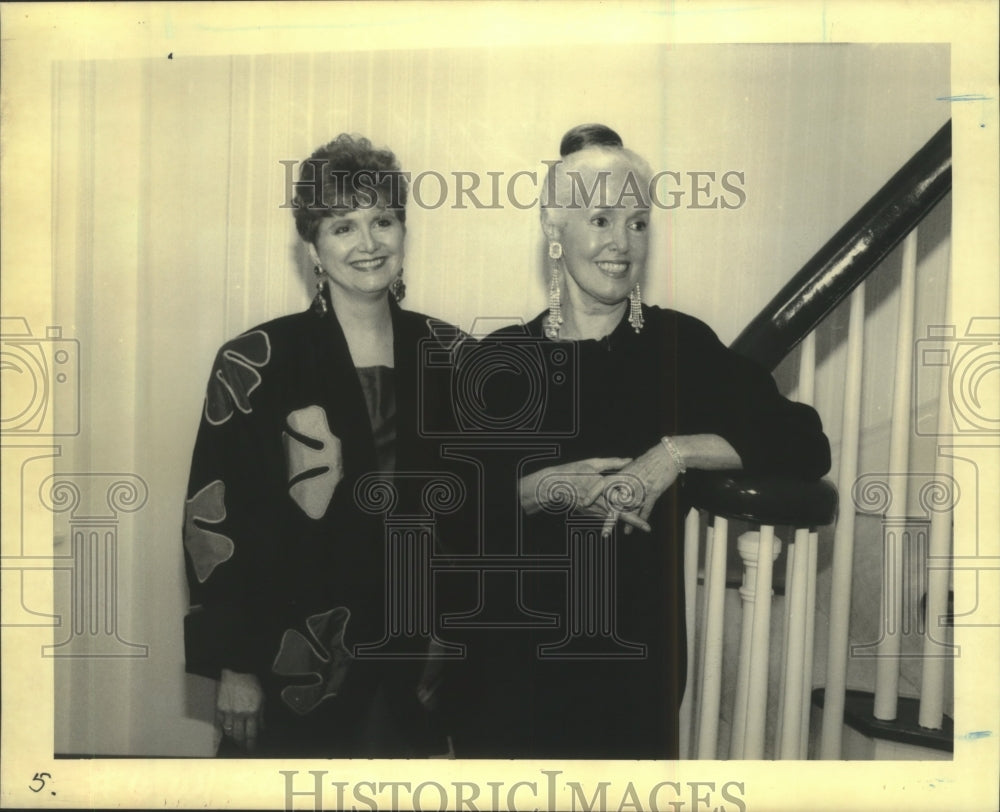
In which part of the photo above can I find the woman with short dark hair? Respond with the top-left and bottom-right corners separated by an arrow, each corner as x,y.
182,134 -> 455,757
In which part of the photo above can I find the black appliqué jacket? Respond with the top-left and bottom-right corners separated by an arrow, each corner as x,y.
182,296 -> 465,757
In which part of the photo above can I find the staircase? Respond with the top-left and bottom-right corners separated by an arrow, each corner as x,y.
682,120 -> 955,759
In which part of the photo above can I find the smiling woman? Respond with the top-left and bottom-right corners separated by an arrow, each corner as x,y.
310,207 -> 406,303
180,134 -> 460,757
442,124 -> 832,759
541,146 -> 653,335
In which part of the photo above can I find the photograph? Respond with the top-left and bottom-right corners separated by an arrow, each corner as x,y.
1,2 -> 997,810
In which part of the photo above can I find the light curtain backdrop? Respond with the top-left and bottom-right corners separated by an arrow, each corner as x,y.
48,44 -> 949,755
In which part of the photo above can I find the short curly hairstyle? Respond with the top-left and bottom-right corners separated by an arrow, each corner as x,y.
292,134 -> 408,243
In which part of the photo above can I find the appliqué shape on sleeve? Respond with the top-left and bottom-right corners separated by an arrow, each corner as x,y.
205,330 -> 272,426
271,606 -> 354,715
283,405 -> 343,519
183,480 -> 235,583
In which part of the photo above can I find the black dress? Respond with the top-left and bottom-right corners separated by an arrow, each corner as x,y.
444,304 -> 830,759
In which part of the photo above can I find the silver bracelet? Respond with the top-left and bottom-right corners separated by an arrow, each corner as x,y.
660,436 -> 687,473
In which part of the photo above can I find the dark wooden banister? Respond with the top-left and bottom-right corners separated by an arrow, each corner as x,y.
688,120 -> 951,529
731,119 -> 952,371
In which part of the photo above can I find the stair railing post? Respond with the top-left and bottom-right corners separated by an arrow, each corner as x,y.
820,283 -> 867,758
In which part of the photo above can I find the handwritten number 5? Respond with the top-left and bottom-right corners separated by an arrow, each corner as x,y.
29,772 -> 51,792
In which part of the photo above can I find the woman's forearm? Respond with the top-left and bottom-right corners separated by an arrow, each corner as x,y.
667,434 -> 743,471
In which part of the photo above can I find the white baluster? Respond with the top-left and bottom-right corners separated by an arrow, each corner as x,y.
730,532 -> 756,759
800,531 -> 819,757
693,521 -> 714,750
680,507 -> 701,758
778,529 -> 811,757
697,516 -> 729,759
875,229 -> 918,721
919,263 -> 954,729
919,481 -> 952,728
731,531 -> 780,758
775,542 -> 795,755
820,282 -> 866,759
744,524 -> 779,758
778,332 -> 817,758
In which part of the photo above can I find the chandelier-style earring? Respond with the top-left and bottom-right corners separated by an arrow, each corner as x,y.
545,242 -> 564,339
389,269 -> 406,303
628,283 -> 644,333
312,261 -> 329,315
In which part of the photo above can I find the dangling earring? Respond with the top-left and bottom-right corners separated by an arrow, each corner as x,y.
389,269 -> 406,303
545,242 -> 563,339
312,261 -> 329,315
628,283 -> 644,333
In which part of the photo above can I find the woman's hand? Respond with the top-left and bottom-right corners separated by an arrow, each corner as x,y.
216,668 -> 264,751
582,434 -> 743,536
582,442 -> 683,537
519,457 -> 651,533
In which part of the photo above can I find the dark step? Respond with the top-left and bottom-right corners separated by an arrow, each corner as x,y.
812,687 -> 953,753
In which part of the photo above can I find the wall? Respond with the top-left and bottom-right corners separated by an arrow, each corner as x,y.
45,44 -> 950,755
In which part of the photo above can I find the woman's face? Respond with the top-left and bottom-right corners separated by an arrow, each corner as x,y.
553,158 -> 650,307
311,203 -> 405,300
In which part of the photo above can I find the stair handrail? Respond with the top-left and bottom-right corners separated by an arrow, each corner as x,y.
731,119 -> 951,370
